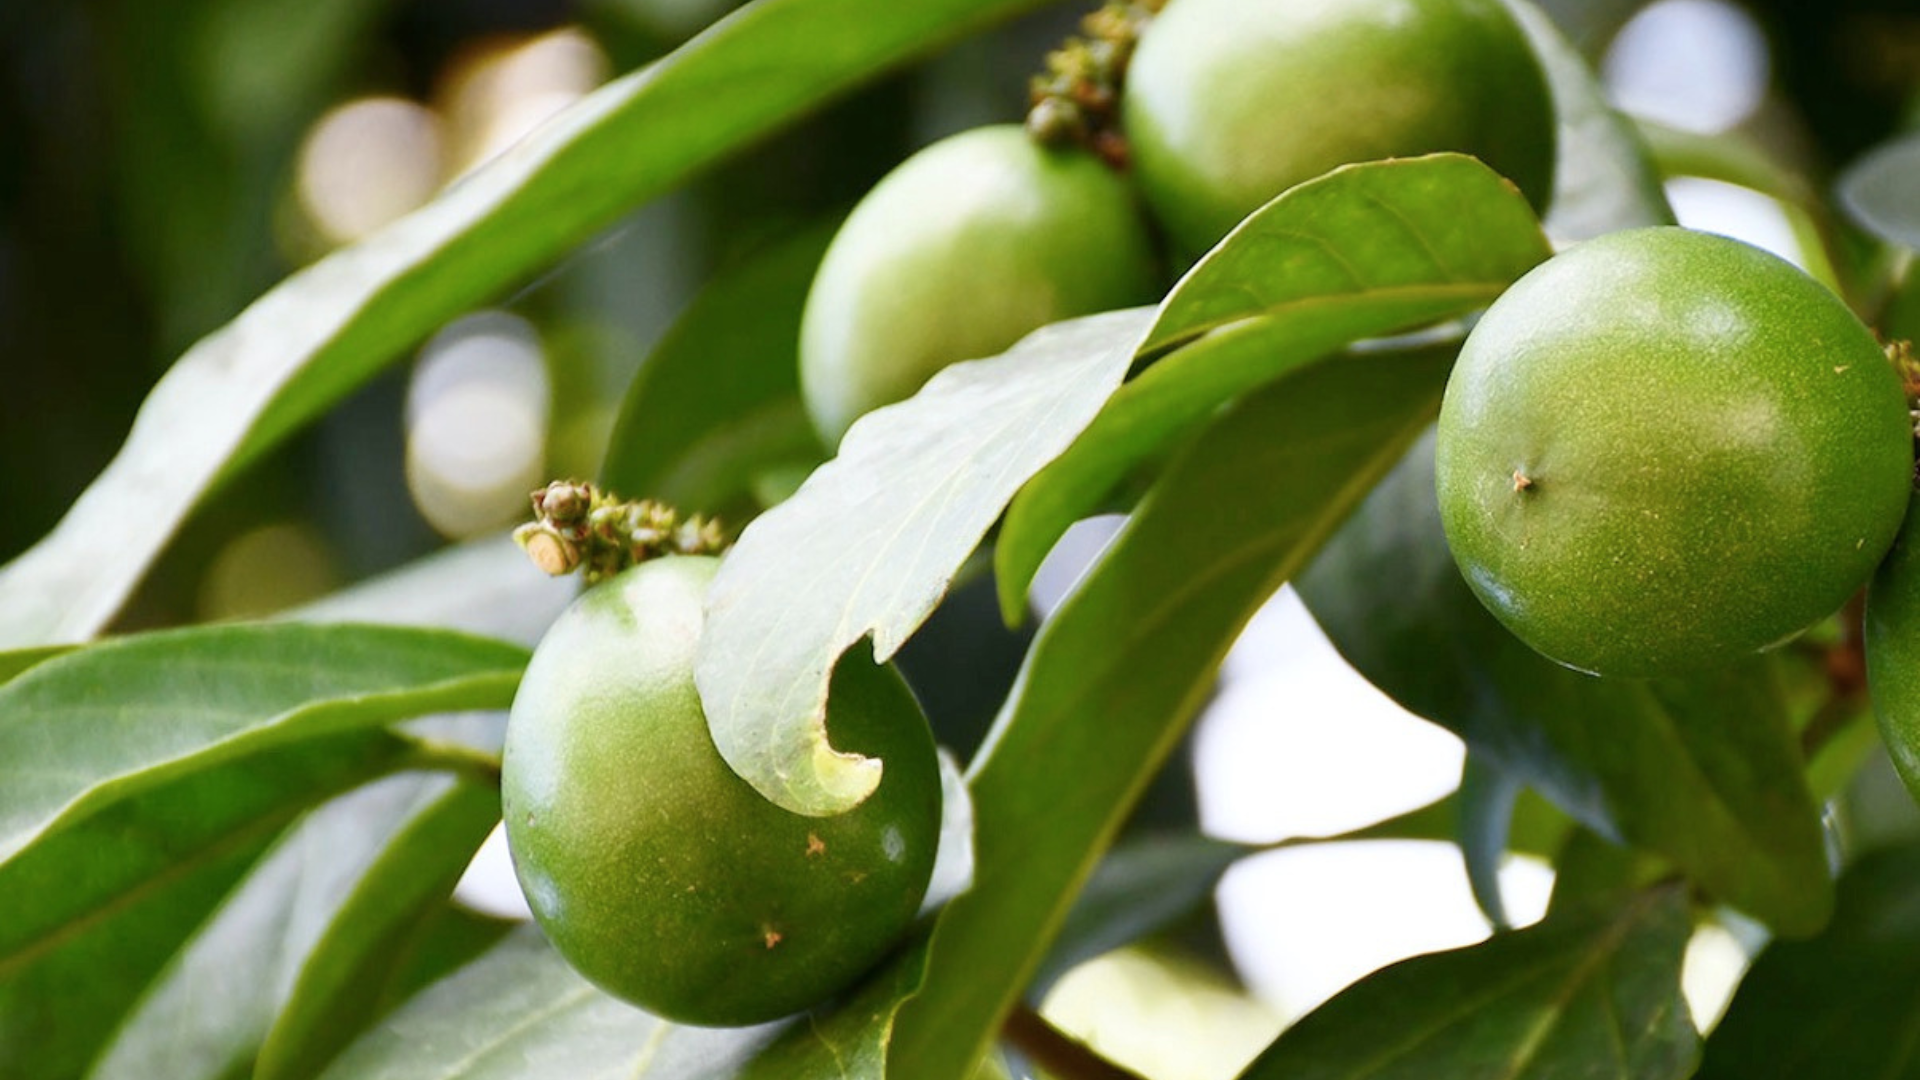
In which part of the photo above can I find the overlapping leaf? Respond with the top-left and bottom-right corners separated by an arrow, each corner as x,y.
0,622 -> 526,866
82,770 -> 503,1080
889,345 -> 1456,1079
995,154 -> 1552,619
695,307 -> 1156,816
0,0 -> 1054,649
0,733 -> 419,1080
1237,887 -> 1698,1079
1837,130 -> 1920,251
1698,841 -> 1920,1078
600,221 -> 835,517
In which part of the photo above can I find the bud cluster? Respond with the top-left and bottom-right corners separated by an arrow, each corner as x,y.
513,480 -> 726,583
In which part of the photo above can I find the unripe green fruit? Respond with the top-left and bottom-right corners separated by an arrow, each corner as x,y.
799,124 -> 1159,445
501,556 -> 941,1026
1122,0 -> 1556,259
1436,227 -> 1912,677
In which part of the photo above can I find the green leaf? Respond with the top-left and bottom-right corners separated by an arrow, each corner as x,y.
1296,432 -> 1833,937
315,928 -> 779,1080
600,220 -> 836,516
1697,840 -> 1920,1078
1034,834 -> 1251,997
1837,130 -> 1920,251
0,622 -> 525,866
256,778 -> 504,1080
1507,0 -> 1673,241
1236,886 -> 1699,1079
0,732 -> 419,1080
1866,497 -> 1920,804
0,0 -> 1055,649
0,645 -> 69,685
695,307 -> 1155,815
995,154 -> 1551,620
888,344 -> 1455,1079
81,767 -> 491,1080
1459,757 -> 1523,931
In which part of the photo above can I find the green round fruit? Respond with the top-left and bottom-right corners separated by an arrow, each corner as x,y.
799,124 -> 1159,445
501,556 -> 942,1026
1435,226 -> 1913,677
1122,0 -> 1556,259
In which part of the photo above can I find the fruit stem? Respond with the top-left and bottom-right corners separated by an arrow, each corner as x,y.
1001,1002 -> 1150,1080
398,736 -> 504,788
1025,1 -> 1164,170
512,480 -> 727,584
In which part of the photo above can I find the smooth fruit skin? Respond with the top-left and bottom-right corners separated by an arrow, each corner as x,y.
798,124 -> 1158,445
501,556 -> 941,1027
1435,227 -> 1912,677
1122,0 -> 1556,259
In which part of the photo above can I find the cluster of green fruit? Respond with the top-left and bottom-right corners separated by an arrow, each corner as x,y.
492,0 -> 1920,1035
798,0 -> 1557,445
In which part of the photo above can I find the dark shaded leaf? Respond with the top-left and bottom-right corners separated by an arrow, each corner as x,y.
1837,131 -> 1920,251
600,220 -> 836,516
1698,840 -> 1920,1079
1237,887 -> 1698,1079
1508,0 -> 1673,242
1296,432 -> 1832,936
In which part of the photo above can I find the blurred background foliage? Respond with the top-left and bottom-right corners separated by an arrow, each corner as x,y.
3,0 -> 1916,630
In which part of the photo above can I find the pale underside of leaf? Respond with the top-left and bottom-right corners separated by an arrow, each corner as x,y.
696,308 -> 1155,816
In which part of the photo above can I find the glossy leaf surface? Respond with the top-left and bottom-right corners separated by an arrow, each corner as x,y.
1238,887 -> 1698,1079
890,345 -> 1455,1079
0,622 -> 525,865
996,154 -> 1552,620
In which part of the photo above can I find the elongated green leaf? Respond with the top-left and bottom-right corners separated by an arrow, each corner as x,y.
0,646 -> 69,685
696,308 -> 1155,815
1237,886 -> 1698,1079
82,769 -> 485,1080
1296,433 -> 1833,936
1459,757 -> 1523,931
1697,840 -> 1920,1078
0,0 -> 1055,649
1837,131 -> 1920,251
0,622 -> 526,865
0,733 -> 418,1080
600,221 -> 836,515
316,928 -> 780,1080
1034,834 -> 1251,996
1507,0 -> 1673,241
257,779 -> 504,1080
889,345 -> 1455,1079
996,155 -> 1551,620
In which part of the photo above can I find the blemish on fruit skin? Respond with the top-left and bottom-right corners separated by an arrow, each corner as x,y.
762,926 -> 783,949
